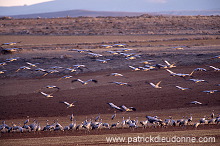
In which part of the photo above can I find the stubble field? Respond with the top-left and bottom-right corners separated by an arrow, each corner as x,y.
0,16 -> 220,145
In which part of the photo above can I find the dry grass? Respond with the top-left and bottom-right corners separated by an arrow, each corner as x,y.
0,16 -> 220,35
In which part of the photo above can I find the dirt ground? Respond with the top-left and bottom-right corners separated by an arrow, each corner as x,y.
1,15 -> 220,35
0,34 -> 220,145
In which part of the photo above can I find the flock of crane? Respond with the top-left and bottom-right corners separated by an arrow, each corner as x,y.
0,111 -> 219,133
1,43 -> 219,102
0,41 -> 220,134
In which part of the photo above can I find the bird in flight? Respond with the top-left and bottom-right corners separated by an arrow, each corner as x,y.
189,79 -> 208,83
210,55 -> 220,59
146,81 -> 162,88
202,90 -> 219,94
57,75 -> 73,81
96,59 -> 111,63
120,105 -> 136,112
73,64 -> 89,72
116,48 -> 131,51
42,70 -> 59,77
138,67 -> 153,71
40,92 -> 54,98
107,103 -> 136,112
146,116 -> 162,123
26,62 -> 39,67
163,60 -> 176,68
65,68 -> 77,72
106,50 -> 120,55
108,73 -> 123,77
101,45 -> 113,48
175,86 -> 191,90
0,62 -> 7,66
0,70 -> 7,74
1,41 -> 21,46
166,69 -> 194,78
59,101 -> 76,108
71,79 -> 98,85
35,68 -> 46,72
173,47 -> 184,50
107,103 -> 123,112
125,56 -> 137,60
193,68 -> 207,72
15,66 -> 31,72
50,66 -> 63,70
87,52 -> 103,57
46,85 -> 60,90
109,81 -> 132,86
129,66 -> 140,71
6,57 -> 20,62
190,101 -> 202,105
107,73 -> 127,78
209,66 -> 220,71
139,60 -> 155,65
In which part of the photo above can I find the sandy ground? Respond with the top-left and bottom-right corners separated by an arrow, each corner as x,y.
0,35 -> 220,145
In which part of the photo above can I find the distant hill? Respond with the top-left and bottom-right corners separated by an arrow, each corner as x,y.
155,10 -> 220,16
4,10 -> 148,19
1,0 -> 220,18
2,9 -> 220,19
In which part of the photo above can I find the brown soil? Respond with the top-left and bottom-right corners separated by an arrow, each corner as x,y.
0,16 -> 220,142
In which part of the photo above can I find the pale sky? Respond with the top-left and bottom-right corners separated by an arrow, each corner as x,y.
0,0 -> 219,16
0,0 -> 54,6
0,0 -> 219,9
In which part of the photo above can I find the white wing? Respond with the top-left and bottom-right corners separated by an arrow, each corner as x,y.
149,82 -> 156,88
209,66 -> 218,70
121,105 -> 128,111
129,66 -> 136,70
155,81 -> 162,87
108,103 -> 123,111
40,92 -> 53,97
146,116 -> 161,123
164,60 -> 171,66
190,101 -> 202,104
76,79 -> 84,83
176,86 -> 182,89
40,92 -> 47,96
166,69 -> 175,74
62,101 -> 70,106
